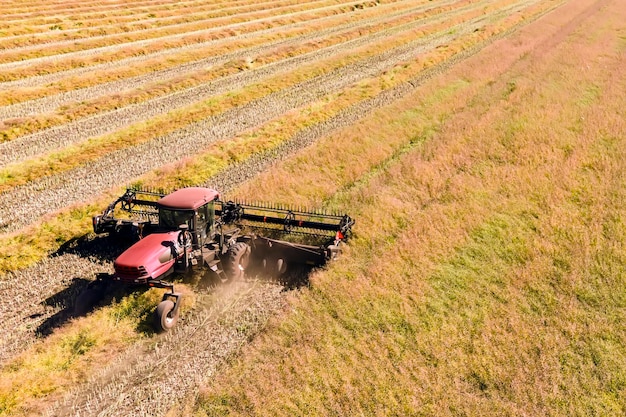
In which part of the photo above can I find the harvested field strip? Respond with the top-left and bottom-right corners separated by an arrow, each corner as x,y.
0,0 -> 408,85
0,0 -> 427,103
1,277 -> 284,417
45,281 -> 285,417
1,0 -> 277,22
0,304 -> 147,415
194,1 -> 626,415
0,0 -> 548,194
0,0 -> 214,17
0,0 -> 327,26
0,0 -> 484,140
0,0 -> 478,124
0,0 -> 346,50
0,0 -> 307,41
0,0 -> 379,66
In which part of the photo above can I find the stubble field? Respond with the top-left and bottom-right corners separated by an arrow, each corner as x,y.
1,0 -> 624,416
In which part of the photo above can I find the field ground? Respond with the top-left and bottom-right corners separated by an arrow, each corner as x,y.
0,0 -> 624,415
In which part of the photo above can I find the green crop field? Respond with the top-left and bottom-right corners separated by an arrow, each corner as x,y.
0,0 -> 624,415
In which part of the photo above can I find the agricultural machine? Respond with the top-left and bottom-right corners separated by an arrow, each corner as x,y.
84,187 -> 354,331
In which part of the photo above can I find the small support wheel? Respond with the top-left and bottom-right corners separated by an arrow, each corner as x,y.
155,299 -> 179,332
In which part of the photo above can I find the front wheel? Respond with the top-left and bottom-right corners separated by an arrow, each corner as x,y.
155,300 -> 178,332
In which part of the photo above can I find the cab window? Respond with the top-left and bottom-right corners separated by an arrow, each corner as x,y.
159,209 -> 194,231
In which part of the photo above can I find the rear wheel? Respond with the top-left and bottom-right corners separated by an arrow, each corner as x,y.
223,242 -> 251,281
155,300 -> 178,332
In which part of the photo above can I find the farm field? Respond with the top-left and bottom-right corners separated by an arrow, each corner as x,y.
0,0 -> 624,416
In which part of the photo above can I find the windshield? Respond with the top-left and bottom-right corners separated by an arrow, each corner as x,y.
159,209 -> 194,231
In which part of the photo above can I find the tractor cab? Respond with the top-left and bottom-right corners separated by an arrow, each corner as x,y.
156,187 -> 219,248
103,187 -> 220,287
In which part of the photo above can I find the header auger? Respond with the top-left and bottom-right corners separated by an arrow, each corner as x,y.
86,187 -> 354,332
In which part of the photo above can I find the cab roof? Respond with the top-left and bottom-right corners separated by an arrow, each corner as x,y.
157,187 -> 219,210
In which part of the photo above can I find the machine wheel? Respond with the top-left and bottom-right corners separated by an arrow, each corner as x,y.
155,300 -> 178,332
224,242 -> 251,281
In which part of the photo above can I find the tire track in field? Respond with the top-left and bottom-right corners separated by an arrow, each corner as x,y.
0,0 -> 538,235
47,279 -> 287,417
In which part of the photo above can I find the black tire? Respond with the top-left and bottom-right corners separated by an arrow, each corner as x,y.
73,287 -> 102,316
223,242 -> 251,281
155,300 -> 178,332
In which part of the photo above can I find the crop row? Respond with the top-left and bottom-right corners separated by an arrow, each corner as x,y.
0,0 -> 309,41
0,0 -> 492,162
0,0 -> 382,65
0,0 -> 468,126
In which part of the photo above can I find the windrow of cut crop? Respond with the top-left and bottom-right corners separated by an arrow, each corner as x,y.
0,0 -> 384,67
0,0 -> 308,42
0,0 -> 425,106
0,0 -> 320,32
0,0 -> 220,18
0,0 -> 549,195
0,0 -> 480,141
